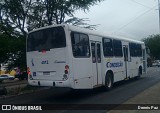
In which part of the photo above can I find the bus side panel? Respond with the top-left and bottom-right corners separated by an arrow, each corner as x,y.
65,29 -> 93,89
142,44 -> 147,73
128,43 -> 144,78
64,29 -> 75,89
74,77 -> 93,89
129,57 -> 137,77
72,58 -> 93,89
106,58 -> 126,82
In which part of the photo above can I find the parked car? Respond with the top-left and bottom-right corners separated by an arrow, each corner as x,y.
157,61 -> 160,67
15,71 -> 28,80
152,60 -> 160,67
0,74 -> 15,81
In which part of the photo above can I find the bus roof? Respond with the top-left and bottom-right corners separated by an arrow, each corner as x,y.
67,24 -> 144,44
28,24 -> 144,44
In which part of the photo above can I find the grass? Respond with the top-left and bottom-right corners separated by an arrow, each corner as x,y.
6,85 -> 41,96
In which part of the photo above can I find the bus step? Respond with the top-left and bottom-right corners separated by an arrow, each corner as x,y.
124,77 -> 130,80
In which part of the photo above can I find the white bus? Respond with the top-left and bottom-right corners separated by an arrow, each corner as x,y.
27,24 -> 147,90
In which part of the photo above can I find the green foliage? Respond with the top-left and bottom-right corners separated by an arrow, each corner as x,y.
8,38 -> 26,71
1,0 -> 103,32
0,33 -> 26,71
0,0 -> 103,71
142,34 -> 160,59
65,17 -> 99,30
0,0 -> 31,36
27,0 -> 103,31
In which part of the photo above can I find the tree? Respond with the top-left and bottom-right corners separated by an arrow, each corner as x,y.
1,0 -> 32,36
142,34 -> 160,59
28,0 -> 103,31
44,0 -> 103,24
27,0 -> 46,31
65,17 -> 99,30
0,0 -> 104,71
0,32 -> 26,71
0,2 -> 26,71
7,37 -> 26,71
1,0 -> 103,32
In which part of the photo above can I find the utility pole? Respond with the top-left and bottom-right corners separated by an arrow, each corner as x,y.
158,0 -> 160,33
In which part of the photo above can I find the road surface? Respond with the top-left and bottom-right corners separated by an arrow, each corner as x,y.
0,67 -> 160,113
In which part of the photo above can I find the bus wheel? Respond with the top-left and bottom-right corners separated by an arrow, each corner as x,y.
105,73 -> 113,90
135,67 -> 142,80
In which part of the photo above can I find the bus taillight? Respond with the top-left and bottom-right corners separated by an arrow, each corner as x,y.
64,70 -> 68,74
27,67 -> 31,75
65,65 -> 69,74
27,67 -> 32,79
63,65 -> 69,80
65,65 -> 69,70
42,50 -> 46,54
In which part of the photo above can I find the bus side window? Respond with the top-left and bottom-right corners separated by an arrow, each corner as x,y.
129,43 -> 142,57
103,38 -> 113,57
113,39 -> 123,57
75,43 -> 82,56
137,44 -> 142,57
71,32 -> 90,58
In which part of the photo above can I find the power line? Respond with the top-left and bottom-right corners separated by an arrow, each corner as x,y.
130,0 -> 153,9
113,5 -> 157,34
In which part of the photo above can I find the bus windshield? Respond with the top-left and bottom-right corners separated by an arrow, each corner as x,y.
27,26 -> 66,52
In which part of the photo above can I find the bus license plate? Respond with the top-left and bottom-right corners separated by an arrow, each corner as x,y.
43,72 -> 50,75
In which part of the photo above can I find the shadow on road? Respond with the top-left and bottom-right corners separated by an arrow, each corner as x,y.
42,78 -> 144,103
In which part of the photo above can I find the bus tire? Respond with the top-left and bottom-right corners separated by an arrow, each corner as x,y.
105,73 -> 113,90
135,67 -> 142,80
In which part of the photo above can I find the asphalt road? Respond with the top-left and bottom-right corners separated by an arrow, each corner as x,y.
0,67 -> 160,113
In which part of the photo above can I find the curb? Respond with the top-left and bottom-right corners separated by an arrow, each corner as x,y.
108,81 -> 160,113
0,84 -> 49,100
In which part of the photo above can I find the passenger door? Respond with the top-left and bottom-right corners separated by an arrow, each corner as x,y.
91,42 -> 102,86
142,48 -> 147,72
123,45 -> 130,78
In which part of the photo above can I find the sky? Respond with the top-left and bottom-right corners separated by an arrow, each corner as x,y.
73,0 -> 159,40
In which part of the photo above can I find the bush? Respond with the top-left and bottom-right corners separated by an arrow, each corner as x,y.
0,87 -> 7,95
15,72 -> 28,80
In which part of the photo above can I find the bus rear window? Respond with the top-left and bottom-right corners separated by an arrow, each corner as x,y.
27,26 -> 66,52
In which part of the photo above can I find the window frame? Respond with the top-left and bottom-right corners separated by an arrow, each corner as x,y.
129,43 -> 142,57
136,44 -> 142,57
113,39 -> 123,57
71,31 -> 91,58
27,26 -> 66,52
102,37 -> 114,57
